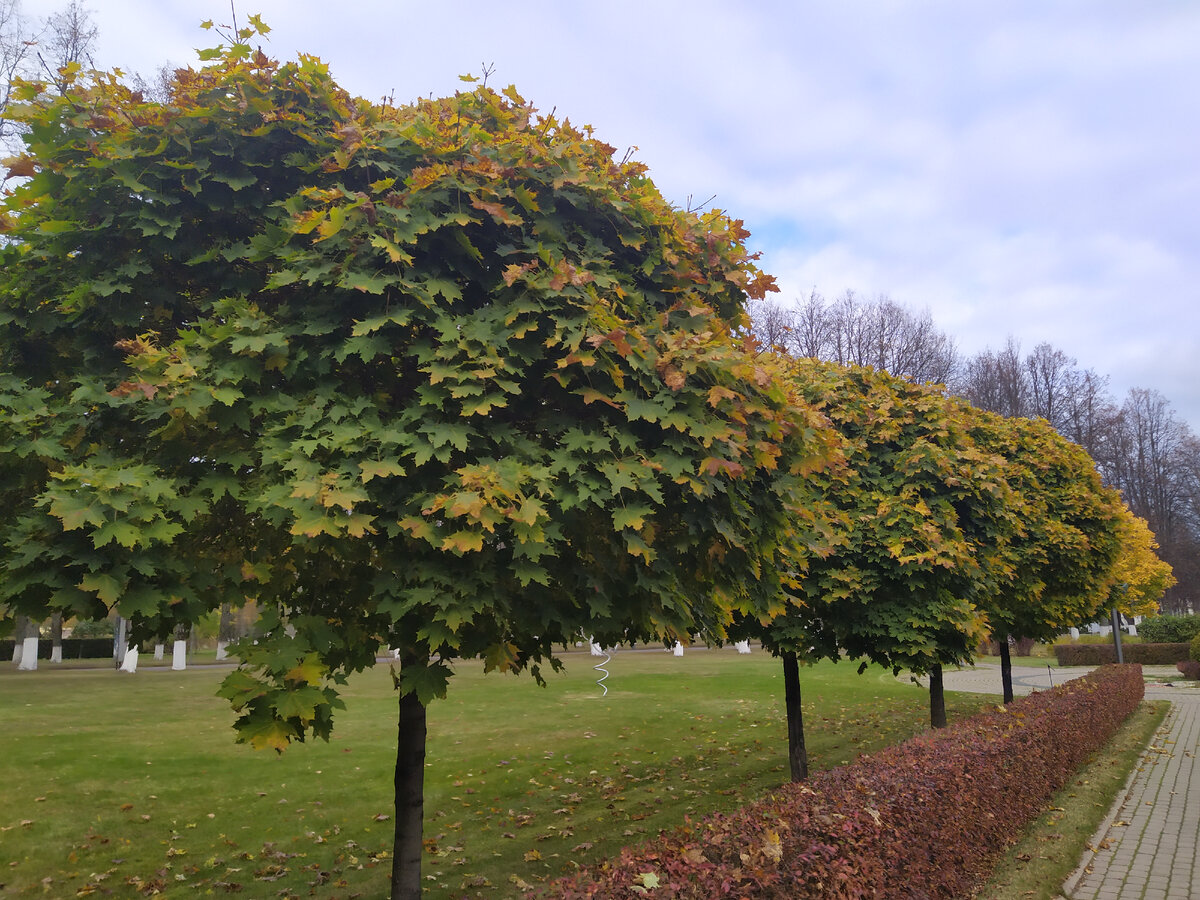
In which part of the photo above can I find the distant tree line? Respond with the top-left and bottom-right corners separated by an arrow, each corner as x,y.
750,291 -> 1200,613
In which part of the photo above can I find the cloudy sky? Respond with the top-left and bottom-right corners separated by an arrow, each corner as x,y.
29,0 -> 1200,426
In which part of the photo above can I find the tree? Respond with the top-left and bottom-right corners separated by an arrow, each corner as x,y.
0,0 -> 33,151
0,22 -> 834,899
1107,511 -> 1176,619
750,290 -> 959,385
734,359 -> 1009,754
1102,389 -> 1198,612
1,0 -> 97,151
957,336 -> 1030,418
965,410 -> 1124,702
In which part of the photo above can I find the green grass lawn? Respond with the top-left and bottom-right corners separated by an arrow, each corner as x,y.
1,649 -> 1002,898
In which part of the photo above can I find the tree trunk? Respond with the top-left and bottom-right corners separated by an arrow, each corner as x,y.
215,603 -> 235,660
392,688 -> 427,900
18,619 -> 39,671
929,664 -> 947,728
782,651 -> 809,782
113,616 -> 127,667
50,612 -> 63,663
998,635 -> 1014,704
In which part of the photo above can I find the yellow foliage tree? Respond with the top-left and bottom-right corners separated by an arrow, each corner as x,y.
1110,510 -> 1176,618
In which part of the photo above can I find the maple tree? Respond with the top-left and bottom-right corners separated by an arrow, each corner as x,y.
964,410 -> 1125,702
0,20 -> 835,899
1107,510 -> 1175,619
731,358 -> 1012,773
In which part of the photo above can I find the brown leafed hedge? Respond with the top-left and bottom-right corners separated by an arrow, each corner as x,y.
537,664 -> 1143,899
1053,642 -> 1188,666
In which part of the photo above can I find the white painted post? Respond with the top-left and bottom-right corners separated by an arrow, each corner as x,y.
172,640 -> 187,670
119,646 -> 139,673
17,636 -> 39,671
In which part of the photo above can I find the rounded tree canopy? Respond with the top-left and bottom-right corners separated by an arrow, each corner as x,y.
0,29 -> 836,747
964,409 -> 1125,641
746,359 -> 1009,674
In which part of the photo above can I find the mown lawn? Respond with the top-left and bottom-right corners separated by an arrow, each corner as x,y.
2,649 -> 999,898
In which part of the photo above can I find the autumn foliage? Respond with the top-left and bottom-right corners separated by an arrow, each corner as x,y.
540,664 -> 1143,899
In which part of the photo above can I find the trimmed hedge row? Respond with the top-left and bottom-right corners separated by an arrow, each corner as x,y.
1053,642 -> 1188,666
538,664 -> 1143,900
0,638 -> 115,660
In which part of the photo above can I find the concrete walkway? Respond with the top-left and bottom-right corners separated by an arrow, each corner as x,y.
939,664 -> 1200,900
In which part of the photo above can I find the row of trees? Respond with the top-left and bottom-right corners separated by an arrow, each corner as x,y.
752,292 -> 1198,613
0,21 -> 1173,900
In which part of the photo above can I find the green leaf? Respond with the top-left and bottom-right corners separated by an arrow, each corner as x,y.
612,505 -> 653,531
79,572 -> 123,605
235,712 -> 295,753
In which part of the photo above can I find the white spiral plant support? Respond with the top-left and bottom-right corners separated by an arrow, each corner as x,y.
593,648 -> 612,697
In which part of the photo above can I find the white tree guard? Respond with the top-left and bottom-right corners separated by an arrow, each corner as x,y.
17,637 -> 39,670
50,645 -> 62,663
215,641 -> 229,661
1069,627 -> 1080,640
154,643 -> 165,660
735,640 -> 751,654
172,640 -> 187,670
589,636 -> 605,656
119,646 -> 140,673
672,642 -> 684,657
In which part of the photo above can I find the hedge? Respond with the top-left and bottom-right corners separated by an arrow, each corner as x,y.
0,638 -> 116,660
1053,642 -> 1189,666
538,664 -> 1143,900
1136,615 -> 1200,644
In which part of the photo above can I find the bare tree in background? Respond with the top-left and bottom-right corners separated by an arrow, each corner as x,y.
1093,388 -> 1199,613
41,0 -> 95,78
750,290 -> 959,385
1,0 -> 35,152
1,0 -> 96,152
1058,367 -> 1115,461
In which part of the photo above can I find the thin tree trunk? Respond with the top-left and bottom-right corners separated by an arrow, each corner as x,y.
215,603 -> 235,660
50,612 -> 63,663
392,687 -> 427,900
998,635 -> 1014,704
113,616 -> 127,667
929,663 -> 947,728
782,651 -> 809,781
